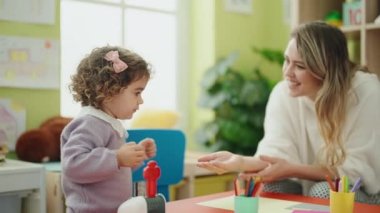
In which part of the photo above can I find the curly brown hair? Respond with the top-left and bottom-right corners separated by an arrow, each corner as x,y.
70,46 -> 151,109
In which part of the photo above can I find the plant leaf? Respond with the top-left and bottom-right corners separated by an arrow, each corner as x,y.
200,52 -> 239,89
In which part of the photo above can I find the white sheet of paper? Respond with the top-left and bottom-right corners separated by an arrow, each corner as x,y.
0,0 -> 55,25
0,35 -> 60,89
0,99 -> 26,150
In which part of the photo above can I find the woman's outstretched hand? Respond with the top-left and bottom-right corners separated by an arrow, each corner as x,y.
196,151 -> 243,174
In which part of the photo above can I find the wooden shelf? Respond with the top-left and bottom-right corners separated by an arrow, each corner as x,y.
341,25 -> 361,32
365,23 -> 380,31
292,0 -> 380,76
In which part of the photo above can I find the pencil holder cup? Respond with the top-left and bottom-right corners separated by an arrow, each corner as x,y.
329,190 -> 355,213
234,196 -> 259,213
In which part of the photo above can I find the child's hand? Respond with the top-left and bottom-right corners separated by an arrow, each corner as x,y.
116,142 -> 146,168
139,138 -> 156,159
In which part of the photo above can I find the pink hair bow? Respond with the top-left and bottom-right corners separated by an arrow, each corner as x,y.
104,50 -> 128,73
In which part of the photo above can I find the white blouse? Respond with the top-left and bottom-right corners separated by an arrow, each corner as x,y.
255,71 -> 380,194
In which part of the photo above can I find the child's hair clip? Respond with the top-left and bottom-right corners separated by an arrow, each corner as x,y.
104,50 -> 128,73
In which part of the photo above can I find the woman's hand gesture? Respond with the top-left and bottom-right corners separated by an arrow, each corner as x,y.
197,151 -> 244,174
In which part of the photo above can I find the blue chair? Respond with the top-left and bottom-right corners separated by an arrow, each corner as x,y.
126,129 -> 186,201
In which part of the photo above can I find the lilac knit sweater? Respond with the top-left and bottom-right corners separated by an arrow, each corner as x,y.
61,114 -> 132,213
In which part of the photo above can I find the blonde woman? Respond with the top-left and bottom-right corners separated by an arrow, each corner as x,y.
197,21 -> 380,204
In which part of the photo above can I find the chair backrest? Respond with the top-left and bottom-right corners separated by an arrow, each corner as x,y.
126,129 -> 186,201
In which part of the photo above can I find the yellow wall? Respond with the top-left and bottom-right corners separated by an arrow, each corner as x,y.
188,0 -> 216,150
188,0 -> 290,150
215,0 -> 290,80
0,1 -> 61,130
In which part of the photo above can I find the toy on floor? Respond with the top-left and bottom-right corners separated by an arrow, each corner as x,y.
118,160 -> 166,213
15,116 -> 72,163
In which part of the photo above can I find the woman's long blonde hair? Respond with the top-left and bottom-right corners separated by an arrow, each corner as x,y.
292,21 -> 355,171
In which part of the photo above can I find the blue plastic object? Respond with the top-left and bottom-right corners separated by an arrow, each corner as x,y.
127,129 -> 186,201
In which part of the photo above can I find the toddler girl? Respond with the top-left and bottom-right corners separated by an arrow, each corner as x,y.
61,46 -> 156,212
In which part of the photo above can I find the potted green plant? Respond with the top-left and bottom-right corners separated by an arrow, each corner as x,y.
196,48 -> 283,155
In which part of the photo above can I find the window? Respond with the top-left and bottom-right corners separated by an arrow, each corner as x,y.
60,0 -> 188,128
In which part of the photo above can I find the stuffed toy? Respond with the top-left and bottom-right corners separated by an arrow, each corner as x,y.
15,116 -> 72,163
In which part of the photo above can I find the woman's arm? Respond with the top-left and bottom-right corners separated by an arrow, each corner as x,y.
241,155 -> 336,182
240,155 -> 269,172
288,161 -> 334,181
197,151 -> 336,183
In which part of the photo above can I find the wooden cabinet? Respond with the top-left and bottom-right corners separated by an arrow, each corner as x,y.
291,0 -> 380,75
46,171 -> 65,213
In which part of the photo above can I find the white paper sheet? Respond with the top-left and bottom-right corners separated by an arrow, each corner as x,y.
0,0 -> 55,25
0,99 -> 26,150
0,35 -> 60,89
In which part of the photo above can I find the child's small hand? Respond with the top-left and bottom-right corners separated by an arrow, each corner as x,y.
116,142 -> 146,168
139,138 -> 156,159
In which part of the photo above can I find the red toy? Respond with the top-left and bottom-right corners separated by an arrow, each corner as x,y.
143,160 -> 161,198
